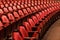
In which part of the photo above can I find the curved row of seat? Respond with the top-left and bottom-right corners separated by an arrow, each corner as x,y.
11,2 -> 60,40
0,0 -> 59,31
0,0 -> 60,40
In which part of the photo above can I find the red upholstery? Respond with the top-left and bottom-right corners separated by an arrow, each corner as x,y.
31,16 -> 38,24
27,8 -> 32,14
13,32 -> 23,40
35,14 -> 40,21
8,7 -> 13,12
27,18 -> 35,27
13,11 -> 20,21
23,22 -> 32,32
34,6 -> 38,11
22,9 -> 28,15
3,7 -> 9,13
1,15 -> 9,27
0,0 -> 60,40
7,13 -> 15,23
18,10 -> 24,17
13,6 -> 17,11
19,26 -> 36,40
31,7 -> 36,12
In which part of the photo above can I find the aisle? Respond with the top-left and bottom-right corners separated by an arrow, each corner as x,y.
42,19 -> 60,40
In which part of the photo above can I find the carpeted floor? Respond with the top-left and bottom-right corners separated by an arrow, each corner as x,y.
42,19 -> 60,40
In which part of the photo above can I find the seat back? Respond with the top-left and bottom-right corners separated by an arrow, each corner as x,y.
1,15 -> 9,27
23,22 -> 32,31
20,5 -> 24,9
3,7 -> 8,13
27,8 -> 32,14
27,18 -> 35,27
13,11 -> 20,21
31,16 -> 38,24
18,10 -> 24,17
17,5 -> 21,10
31,7 -> 35,12
37,5 -> 41,10
34,6 -> 38,11
8,7 -> 13,12
19,26 -> 29,38
13,6 -> 17,11
35,14 -> 40,21
22,9 -> 28,15
7,13 -> 15,23
13,32 -> 23,40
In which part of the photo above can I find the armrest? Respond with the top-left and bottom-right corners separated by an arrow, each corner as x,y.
35,23 -> 39,26
28,31 -> 39,37
44,16 -> 47,18
32,27 -> 37,31
24,37 -> 37,40
42,18 -> 45,20
6,37 -> 12,40
39,21 -> 42,23
28,31 -> 39,34
28,31 -> 38,33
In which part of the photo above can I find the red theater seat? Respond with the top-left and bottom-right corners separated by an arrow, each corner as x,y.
17,5 -> 21,10
23,21 -> 41,33
35,13 -> 41,21
13,3 -> 17,6
9,3 -> 13,7
13,32 -> 23,40
22,9 -> 28,15
18,10 -> 24,17
13,6 -> 17,11
19,26 -> 37,40
1,15 -> 9,27
28,4 -> 31,7
0,4 -> 4,8
26,7 -> 32,14
8,7 -> 13,12
5,3 -> 9,8
13,11 -> 20,21
24,4 -> 28,8
7,13 -> 15,23
37,5 -> 41,10
23,22 -> 32,32
20,5 -> 25,9
17,2 -> 21,5
31,16 -> 38,24
30,7 -> 36,12
3,8 -> 8,13
27,18 -> 35,27
34,6 -> 38,11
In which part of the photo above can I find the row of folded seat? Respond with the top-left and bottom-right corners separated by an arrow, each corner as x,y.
0,0 -> 44,31
0,0 -> 52,40
0,0 -> 58,34
0,0 -> 60,31
11,2 -> 60,40
0,0 -> 60,40
0,0 -> 51,30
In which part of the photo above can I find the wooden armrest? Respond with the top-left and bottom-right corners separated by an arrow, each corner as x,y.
24,37 -> 37,40
32,27 -> 37,31
42,18 -> 45,20
28,31 -> 39,37
28,31 -> 38,33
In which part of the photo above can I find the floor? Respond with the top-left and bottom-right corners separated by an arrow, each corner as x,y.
42,19 -> 60,40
